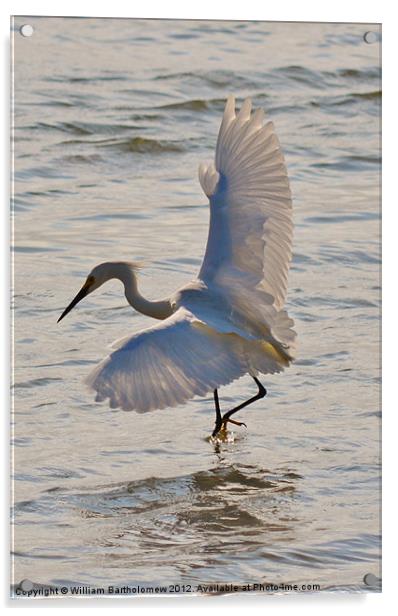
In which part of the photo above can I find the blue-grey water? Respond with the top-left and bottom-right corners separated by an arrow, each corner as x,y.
11,17 -> 381,595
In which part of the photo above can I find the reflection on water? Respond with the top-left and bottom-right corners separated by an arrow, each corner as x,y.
11,17 -> 381,594
72,462 -> 301,579
12,455 -> 379,593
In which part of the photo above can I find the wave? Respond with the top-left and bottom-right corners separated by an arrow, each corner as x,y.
45,74 -> 128,84
156,99 -> 216,111
30,121 -> 145,136
154,69 -> 259,89
60,154 -> 104,165
310,90 -> 381,110
99,136 -> 185,153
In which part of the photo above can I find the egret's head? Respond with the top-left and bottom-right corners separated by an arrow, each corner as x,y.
57,261 -> 140,323
57,271 -> 98,323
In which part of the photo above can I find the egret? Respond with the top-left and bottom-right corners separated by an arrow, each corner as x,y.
58,96 -> 296,437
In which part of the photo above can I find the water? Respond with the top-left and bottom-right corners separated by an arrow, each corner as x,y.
11,17 -> 381,595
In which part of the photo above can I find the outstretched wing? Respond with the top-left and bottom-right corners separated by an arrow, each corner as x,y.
198,96 -> 295,351
86,308 -> 246,412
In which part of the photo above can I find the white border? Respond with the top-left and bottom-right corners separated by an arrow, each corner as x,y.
2,1 -> 395,614
1,0 -> 386,21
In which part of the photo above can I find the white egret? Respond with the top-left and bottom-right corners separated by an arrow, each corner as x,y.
58,96 -> 296,437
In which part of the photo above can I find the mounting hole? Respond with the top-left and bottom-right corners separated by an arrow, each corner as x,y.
363,573 -> 381,587
363,31 -> 378,44
20,24 -> 34,37
20,579 -> 34,591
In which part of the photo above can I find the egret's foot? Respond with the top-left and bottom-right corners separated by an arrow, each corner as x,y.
212,420 -> 223,438
210,425 -> 234,443
211,417 -> 247,440
222,417 -> 247,430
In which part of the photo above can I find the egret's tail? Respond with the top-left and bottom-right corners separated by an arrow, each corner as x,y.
244,310 -> 297,376
242,339 -> 290,377
270,309 -> 297,360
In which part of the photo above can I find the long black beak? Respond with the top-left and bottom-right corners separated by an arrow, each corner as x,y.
57,284 -> 90,323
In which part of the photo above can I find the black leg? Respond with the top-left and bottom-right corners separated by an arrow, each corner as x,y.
217,377 -> 267,433
212,389 -> 223,437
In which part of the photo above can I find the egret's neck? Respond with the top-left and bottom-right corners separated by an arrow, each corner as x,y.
113,263 -> 173,320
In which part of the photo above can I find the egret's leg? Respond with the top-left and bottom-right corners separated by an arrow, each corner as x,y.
220,377 -> 267,430
212,389 -> 223,437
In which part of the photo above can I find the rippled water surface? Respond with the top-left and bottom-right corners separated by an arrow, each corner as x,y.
11,17 -> 381,595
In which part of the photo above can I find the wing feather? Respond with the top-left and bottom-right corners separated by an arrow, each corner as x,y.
86,308 -> 247,412
198,96 -> 296,354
